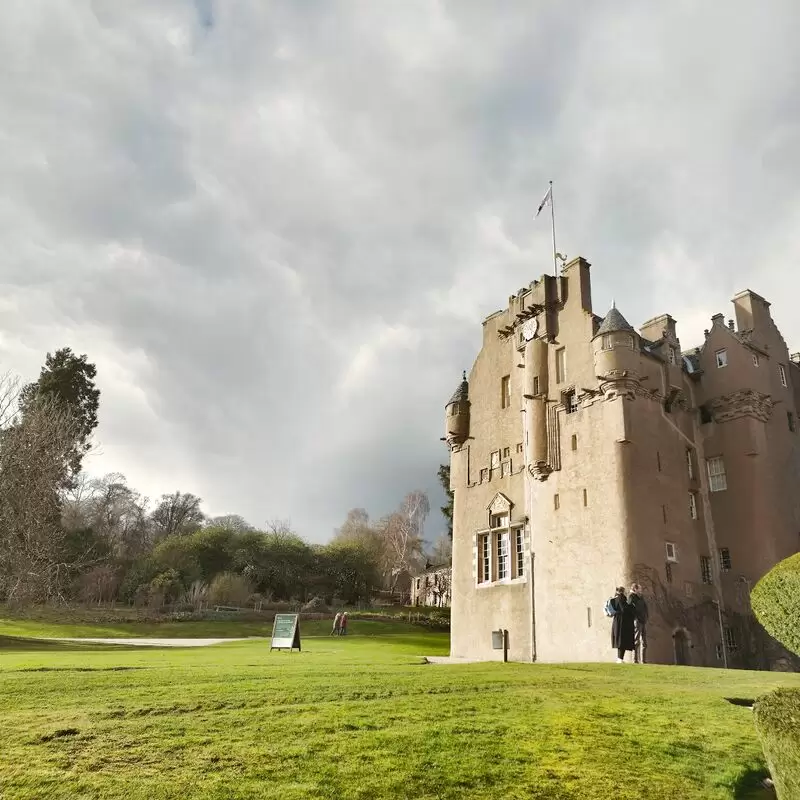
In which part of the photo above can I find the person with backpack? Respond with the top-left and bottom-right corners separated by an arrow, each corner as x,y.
607,586 -> 635,663
628,583 -> 649,664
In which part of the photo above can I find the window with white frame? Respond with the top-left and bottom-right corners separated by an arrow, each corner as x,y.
490,512 -> 508,529
479,534 -> 490,583
780,364 -> 788,387
515,529 -> 524,578
496,532 -> 510,580
719,547 -> 732,572
555,347 -> 566,383
665,542 -> 678,562
701,556 -> 713,585
715,349 -> 728,368
689,492 -> 698,520
707,456 -> 727,492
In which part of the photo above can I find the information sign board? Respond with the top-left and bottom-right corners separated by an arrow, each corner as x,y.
270,613 -> 301,652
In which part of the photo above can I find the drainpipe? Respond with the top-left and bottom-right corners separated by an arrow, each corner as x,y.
659,363 -> 727,664
521,393 -> 537,664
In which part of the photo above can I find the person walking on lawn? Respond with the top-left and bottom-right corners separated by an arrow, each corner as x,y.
340,612 -> 348,636
331,612 -> 341,636
628,583 -> 649,664
610,586 -> 635,663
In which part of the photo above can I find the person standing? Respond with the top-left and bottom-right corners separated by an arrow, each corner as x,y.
340,612 -> 348,636
331,612 -> 341,636
628,583 -> 649,664
610,586 -> 635,663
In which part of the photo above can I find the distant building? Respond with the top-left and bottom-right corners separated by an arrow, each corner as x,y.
444,256 -> 800,668
411,565 -> 452,608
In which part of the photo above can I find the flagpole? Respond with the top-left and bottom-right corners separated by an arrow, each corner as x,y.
549,180 -> 558,277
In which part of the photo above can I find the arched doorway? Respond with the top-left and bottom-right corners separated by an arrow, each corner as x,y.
673,629 -> 690,666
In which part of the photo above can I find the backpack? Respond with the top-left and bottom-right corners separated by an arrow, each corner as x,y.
604,597 -> 618,618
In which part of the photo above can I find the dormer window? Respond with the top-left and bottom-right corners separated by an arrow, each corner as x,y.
715,349 -> 728,368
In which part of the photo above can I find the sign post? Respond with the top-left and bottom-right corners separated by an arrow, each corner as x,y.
270,613 -> 301,652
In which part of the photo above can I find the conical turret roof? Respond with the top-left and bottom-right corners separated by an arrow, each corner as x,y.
595,306 -> 635,337
447,371 -> 469,405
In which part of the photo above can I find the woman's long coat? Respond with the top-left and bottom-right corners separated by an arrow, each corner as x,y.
611,595 -> 635,650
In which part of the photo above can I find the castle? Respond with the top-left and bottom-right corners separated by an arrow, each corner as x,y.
444,256 -> 800,668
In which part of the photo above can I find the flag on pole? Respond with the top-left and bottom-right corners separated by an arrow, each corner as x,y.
535,184 -> 552,218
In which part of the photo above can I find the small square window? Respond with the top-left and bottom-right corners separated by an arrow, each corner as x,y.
715,349 -> 728,368
780,364 -> 788,388
554,494 -> 560,511
752,354 -> 759,367
689,492 -> 698,520
502,447 -> 510,458
701,556 -> 713,585
480,468 -> 489,483
563,390 -> 578,414
516,442 -> 523,454
665,542 -> 678,562
719,548 -> 732,572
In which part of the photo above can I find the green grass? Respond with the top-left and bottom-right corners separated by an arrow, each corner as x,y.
0,631 -> 796,799
0,614 -> 421,640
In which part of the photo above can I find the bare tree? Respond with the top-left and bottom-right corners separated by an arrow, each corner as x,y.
151,491 -> 205,538
0,372 -> 21,429
0,397 -> 93,603
381,491 -> 429,593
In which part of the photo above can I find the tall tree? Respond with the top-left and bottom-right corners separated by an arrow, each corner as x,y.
151,491 -> 205,538
0,396 -> 89,603
438,464 -> 454,539
19,348 -> 100,484
381,491 -> 429,592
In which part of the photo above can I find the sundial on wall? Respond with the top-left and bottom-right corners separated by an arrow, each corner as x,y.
521,317 -> 539,341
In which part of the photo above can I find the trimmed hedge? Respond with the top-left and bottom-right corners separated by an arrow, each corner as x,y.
753,688 -> 800,799
751,553 -> 800,657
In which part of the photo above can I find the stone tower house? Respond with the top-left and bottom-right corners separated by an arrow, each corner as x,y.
444,256 -> 800,668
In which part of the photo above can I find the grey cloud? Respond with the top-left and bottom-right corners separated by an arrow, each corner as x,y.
1,0 -> 799,540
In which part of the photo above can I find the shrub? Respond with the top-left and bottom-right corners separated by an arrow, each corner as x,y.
751,553 -> 800,657
208,572 -> 252,607
753,688 -> 800,798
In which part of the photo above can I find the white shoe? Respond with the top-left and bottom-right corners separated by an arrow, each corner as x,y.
616,658 -> 624,663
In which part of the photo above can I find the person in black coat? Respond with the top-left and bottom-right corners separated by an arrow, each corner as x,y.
611,586 -> 635,662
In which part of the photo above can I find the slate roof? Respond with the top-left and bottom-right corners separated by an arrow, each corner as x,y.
595,306 -> 635,336
447,371 -> 469,405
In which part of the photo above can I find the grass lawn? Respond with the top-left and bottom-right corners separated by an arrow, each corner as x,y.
1,630 -> 797,800
0,612 -> 423,640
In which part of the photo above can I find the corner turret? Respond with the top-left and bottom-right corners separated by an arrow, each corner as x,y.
592,305 -> 641,398
444,371 -> 470,449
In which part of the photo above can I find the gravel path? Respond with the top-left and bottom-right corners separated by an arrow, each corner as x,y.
51,637 -> 262,647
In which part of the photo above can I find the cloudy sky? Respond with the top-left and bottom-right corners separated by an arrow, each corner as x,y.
2,1 -> 799,542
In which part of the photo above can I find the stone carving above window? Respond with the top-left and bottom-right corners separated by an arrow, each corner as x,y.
709,389 -> 774,423
486,492 -> 513,516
